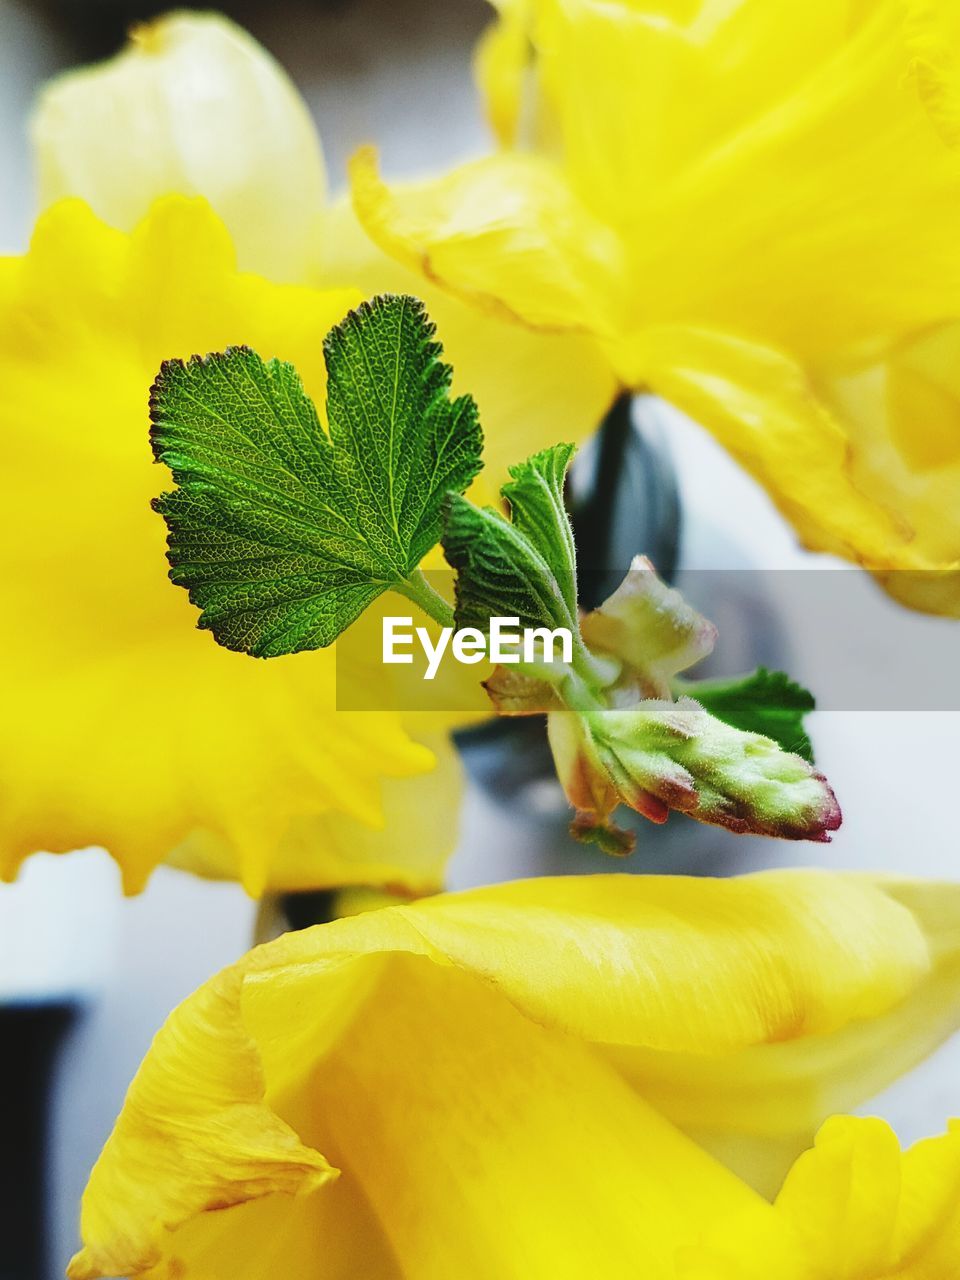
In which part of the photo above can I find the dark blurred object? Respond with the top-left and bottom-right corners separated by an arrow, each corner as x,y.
279,887 -> 341,932
0,1002 -> 77,1280
26,0 -> 354,58
455,392 -> 682,808
572,391 -> 680,607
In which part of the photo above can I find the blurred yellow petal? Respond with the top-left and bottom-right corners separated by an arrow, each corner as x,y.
474,0 -> 532,147
904,0 -> 960,148
168,728 -> 465,897
317,195 -> 618,485
473,0 -> 960,354
528,0 -> 878,221
818,322 -> 960,612
622,325 -> 930,566
0,196 -> 460,895
774,1117 -> 908,1276
350,145 -> 626,336
32,12 -> 326,282
71,870 -> 959,1277
625,323 -> 960,611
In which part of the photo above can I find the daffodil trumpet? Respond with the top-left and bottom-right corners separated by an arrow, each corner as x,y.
69,870 -> 960,1279
148,294 -> 839,852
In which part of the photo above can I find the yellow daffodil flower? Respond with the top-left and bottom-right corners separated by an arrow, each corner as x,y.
0,196 -> 463,897
68,870 -> 960,1278
352,0 -> 960,615
5,12 -> 617,893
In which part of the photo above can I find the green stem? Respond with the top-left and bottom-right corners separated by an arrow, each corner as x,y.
393,569 -> 457,629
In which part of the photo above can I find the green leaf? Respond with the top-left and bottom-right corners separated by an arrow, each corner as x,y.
442,444 -> 580,641
150,295 -> 482,656
675,667 -> 816,762
501,443 -> 579,621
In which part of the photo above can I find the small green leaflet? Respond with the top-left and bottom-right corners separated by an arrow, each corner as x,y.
150,295 -> 482,657
675,667 -> 816,762
443,444 -> 580,641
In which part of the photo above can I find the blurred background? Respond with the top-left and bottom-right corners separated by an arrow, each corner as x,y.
0,2 -> 958,1277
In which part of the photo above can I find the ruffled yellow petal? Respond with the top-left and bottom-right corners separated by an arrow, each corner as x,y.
32,12 -> 326,283
529,0 -> 879,216
496,0 -> 960,355
168,727 -> 465,897
350,145 -> 627,337
68,966 -> 337,1280
0,196 -> 460,895
316,196 -> 618,486
71,870 -> 957,1277
817,322 -> 960,612
773,1116 -> 960,1278
393,0 -> 960,349
776,1117 -> 912,1277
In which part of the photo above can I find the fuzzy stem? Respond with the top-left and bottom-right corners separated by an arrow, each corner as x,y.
393,569 -> 457,629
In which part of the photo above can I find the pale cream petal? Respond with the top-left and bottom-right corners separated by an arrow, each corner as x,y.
32,13 -> 326,282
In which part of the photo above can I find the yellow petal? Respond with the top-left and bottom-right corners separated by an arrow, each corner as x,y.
0,196 -> 459,895
817,321 -> 960,612
66,964 -> 336,1280
32,13 -> 326,282
604,874 -> 960,1195
376,0 -> 960,353
773,1116 -> 960,1278
620,324 -> 909,565
72,870 -> 952,1277
317,195 -> 619,486
682,1115 -> 960,1277
530,0 -> 878,220
350,145 -> 627,337
474,1 -> 531,147
622,324 -> 960,611
525,0 -> 960,356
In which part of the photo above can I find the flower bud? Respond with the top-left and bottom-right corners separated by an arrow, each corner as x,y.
592,697 -> 842,842
580,556 -> 716,698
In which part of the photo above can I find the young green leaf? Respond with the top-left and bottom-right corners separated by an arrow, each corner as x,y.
150,295 -> 482,657
443,443 -> 579,642
674,667 -> 816,761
